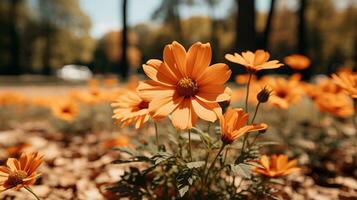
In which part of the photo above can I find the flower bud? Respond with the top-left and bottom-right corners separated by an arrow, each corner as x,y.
257,86 -> 272,103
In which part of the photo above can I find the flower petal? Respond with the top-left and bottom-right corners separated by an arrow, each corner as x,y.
171,99 -> 197,129
163,41 -> 187,77
186,42 -> 211,79
196,63 -> 231,86
191,98 -> 220,122
137,81 -> 175,101
196,85 -> 231,103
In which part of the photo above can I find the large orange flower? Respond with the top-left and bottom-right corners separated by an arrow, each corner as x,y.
225,50 -> 283,73
254,154 -> 299,178
284,54 -> 311,70
0,152 -> 43,191
220,108 -> 267,144
112,90 -> 150,129
332,72 -> 357,98
138,41 -> 232,129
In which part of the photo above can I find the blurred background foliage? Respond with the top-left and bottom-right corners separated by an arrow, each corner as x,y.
0,0 -> 355,78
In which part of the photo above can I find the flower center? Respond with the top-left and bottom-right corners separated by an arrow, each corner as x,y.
7,170 -> 27,186
276,90 -> 287,98
176,77 -> 198,97
138,101 -> 149,110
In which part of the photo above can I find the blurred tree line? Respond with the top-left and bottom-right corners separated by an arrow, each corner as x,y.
0,0 -> 355,78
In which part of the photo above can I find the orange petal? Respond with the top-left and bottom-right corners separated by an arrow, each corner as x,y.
191,98 -> 220,122
171,99 -> 197,129
137,81 -> 175,101
253,50 -> 270,66
6,158 -> 19,171
196,85 -> 230,103
149,95 -> 183,119
186,42 -> 211,79
143,62 -> 176,86
163,41 -> 187,77
197,63 -> 231,86
260,155 -> 270,170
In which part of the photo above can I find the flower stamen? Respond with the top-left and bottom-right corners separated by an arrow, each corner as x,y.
176,77 -> 198,97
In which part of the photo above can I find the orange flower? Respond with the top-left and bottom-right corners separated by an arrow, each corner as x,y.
314,93 -> 354,118
0,152 -> 43,191
262,75 -> 304,109
220,108 -> 267,144
254,154 -> 299,178
284,54 -> 311,70
6,143 -> 30,158
305,77 -> 342,99
138,41 -> 231,129
112,90 -> 150,129
225,50 -> 283,73
51,99 -> 79,121
103,135 -> 129,149
332,72 -> 357,98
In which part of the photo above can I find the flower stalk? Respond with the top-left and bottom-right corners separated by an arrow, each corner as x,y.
24,186 -> 40,200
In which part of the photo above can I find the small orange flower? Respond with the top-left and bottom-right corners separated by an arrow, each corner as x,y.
0,152 -> 43,191
111,90 -> 150,129
254,154 -> 299,178
5,143 -> 30,158
225,50 -> 283,73
103,135 -> 129,149
314,93 -> 354,118
138,41 -> 231,129
332,72 -> 357,98
284,54 -> 311,70
51,99 -> 79,121
262,75 -> 304,109
220,108 -> 267,144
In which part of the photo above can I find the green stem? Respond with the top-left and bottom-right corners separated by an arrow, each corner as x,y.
250,102 -> 261,124
154,122 -> 159,150
24,186 -> 40,200
188,129 -> 192,161
203,144 -> 225,185
245,73 -> 253,113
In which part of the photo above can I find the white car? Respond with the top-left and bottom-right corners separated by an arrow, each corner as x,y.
57,65 -> 93,81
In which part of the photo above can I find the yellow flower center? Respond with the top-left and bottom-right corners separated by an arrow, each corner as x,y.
177,77 -> 198,97
7,170 -> 27,186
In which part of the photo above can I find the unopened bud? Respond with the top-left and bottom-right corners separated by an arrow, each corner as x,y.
257,86 -> 272,103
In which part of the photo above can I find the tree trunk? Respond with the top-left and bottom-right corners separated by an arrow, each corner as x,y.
9,0 -> 21,75
235,0 -> 256,52
42,23 -> 52,75
120,0 -> 129,79
297,0 -> 311,79
262,0 -> 276,50
297,0 -> 306,54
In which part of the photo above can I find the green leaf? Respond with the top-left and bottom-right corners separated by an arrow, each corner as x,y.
186,161 -> 205,169
152,152 -> 173,165
230,163 -> 252,179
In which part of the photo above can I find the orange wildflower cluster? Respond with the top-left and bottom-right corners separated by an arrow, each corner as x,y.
254,154 -> 300,178
0,152 -> 43,192
51,99 -> 80,122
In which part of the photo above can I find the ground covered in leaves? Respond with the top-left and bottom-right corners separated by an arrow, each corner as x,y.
0,85 -> 357,200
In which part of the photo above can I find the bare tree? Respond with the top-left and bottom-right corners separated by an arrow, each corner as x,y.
120,0 -> 129,79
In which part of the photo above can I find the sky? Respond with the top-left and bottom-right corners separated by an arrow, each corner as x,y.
80,0 -> 272,38
79,0 -> 352,39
